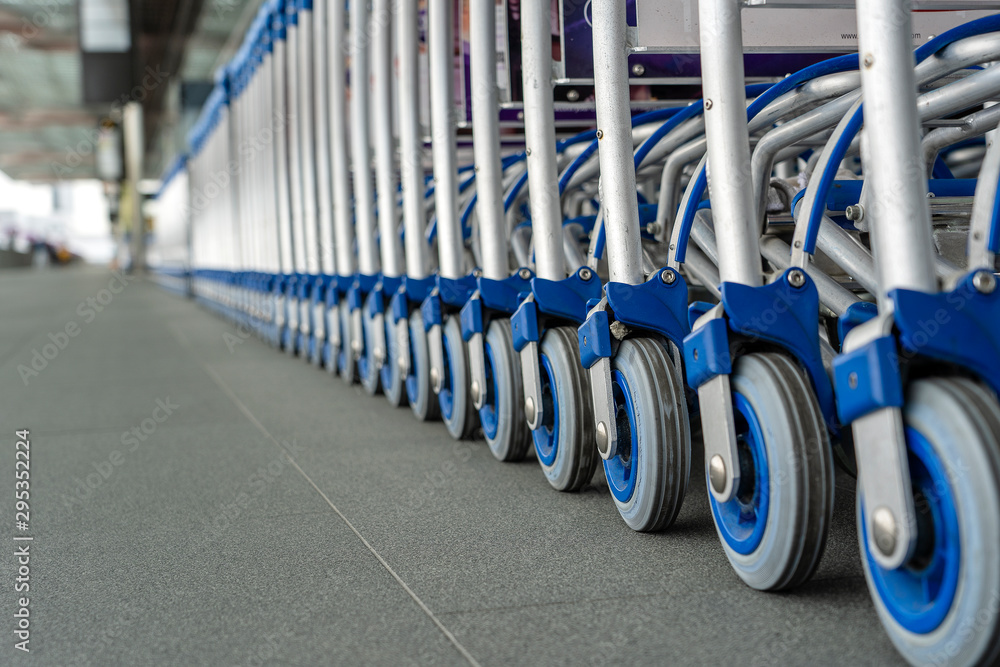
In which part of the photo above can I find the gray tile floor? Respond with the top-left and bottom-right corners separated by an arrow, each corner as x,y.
0,267 -> 905,665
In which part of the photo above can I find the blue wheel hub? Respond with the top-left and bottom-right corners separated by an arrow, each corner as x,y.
532,354 -> 559,466
864,427 -> 961,635
478,342 -> 500,441
604,370 -> 639,503
438,329 -> 455,421
709,393 -> 770,555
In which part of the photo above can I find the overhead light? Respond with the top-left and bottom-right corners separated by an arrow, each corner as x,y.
79,0 -> 131,53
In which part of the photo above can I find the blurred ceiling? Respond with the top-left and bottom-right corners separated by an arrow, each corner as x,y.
0,0 -> 258,181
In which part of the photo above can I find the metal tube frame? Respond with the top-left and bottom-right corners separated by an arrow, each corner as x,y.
591,0 -> 644,286
519,0 -> 565,281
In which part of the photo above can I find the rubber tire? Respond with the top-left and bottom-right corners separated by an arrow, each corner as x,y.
716,352 -> 835,591
536,326 -> 597,492
360,305 -> 382,396
338,300 -> 358,385
483,319 -> 531,462
607,338 -> 691,532
382,315 -> 407,408
859,377 -> 1000,667
408,310 -> 440,422
440,315 -> 478,440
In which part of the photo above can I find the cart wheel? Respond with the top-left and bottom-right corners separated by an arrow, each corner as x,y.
481,319 -> 531,462
360,306 -> 381,396
407,310 -> 440,422
382,315 -> 407,408
859,377 -> 1000,667
605,337 -> 691,532
439,315 -> 477,439
708,352 -> 834,591
338,301 -> 358,385
533,326 -> 597,491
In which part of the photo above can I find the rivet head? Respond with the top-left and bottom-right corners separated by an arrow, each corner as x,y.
709,455 -> 727,494
660,269 -> 676,285
579,267 -> 593,281
595,129 -> 604,140
872,507 -> 897,557
704,99 -> 713,110
788,269 -> 806,288
863,54 -> 875,68
566,89 -> 580,102
848,372 -> 859,390
845,205 -> 864,222
525,396 -> 536,423
596,421 -> 609,455
631,63 -> 645,77
693,349 -> 699,361
525,148 -> 532,156
518,268 -> 532,280
973,270 -> 996,295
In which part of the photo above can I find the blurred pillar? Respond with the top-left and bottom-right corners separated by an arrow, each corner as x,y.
123,101 -> 145,273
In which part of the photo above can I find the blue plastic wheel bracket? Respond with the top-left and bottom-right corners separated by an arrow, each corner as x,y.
683,318 -> 732,390
723,269 -> 837,428
531,267 -> 603,324
366,282 -> 386,317
838,300 -> 878,345
437,274 -> 478,309
459,297 -> 483,342
325,279 -> 340,308
420,292 -> 442,333
335,274 -> 354,295
605,268 -> 690,348
578,309 -> 612,369
296,274 -> 311,300
403,275 -> 436,304
511,298 -> 540,353
389,287 -> 408,324
381,275 -> 403,296
478,271 -> 533,314
891,272 -> 1000,398
832,335 -> 904,425
347,283 -> 364,311
356,272 -> 379,294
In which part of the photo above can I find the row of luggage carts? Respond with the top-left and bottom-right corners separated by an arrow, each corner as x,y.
155,0 -> 1000,664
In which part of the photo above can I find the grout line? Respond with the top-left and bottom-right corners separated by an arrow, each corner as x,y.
203,364 -> 482,667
